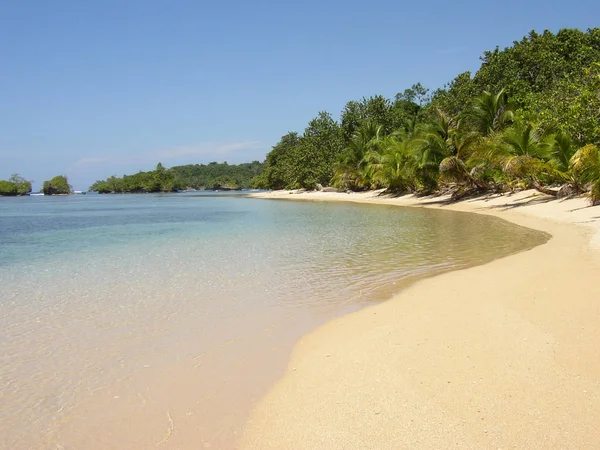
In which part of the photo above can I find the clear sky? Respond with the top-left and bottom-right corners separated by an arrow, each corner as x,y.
1,0 -> 598,190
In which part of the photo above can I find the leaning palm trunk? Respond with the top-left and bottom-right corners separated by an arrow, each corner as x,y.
439,156 -> 487,190
531,179 -> 558,196
592,181 -> 600,206
487,120 -> 560,197
503,155 -> 559,196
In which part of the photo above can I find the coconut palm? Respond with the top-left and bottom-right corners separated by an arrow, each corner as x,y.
485,120 -> 558,194
364,136 -> 417,192
543,132 -> 586,196
439,155 -> 488,190
410,110 -> 461,191
468,89 -> 515,136
569,144 -> 600,204
438,120 -> 486,189
333,123 -> 384,190
550,132 -> 577,174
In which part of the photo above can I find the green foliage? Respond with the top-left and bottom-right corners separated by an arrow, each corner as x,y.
295,112 -> 344,189
91,161 -> 263,193
471,28 -> 600,144
0,180 -> 18,196
224,28 -> 600,204
42,175 -> 71,195
467,89 -> 515,136
340,88 -> 425,143
485,121 -> 554,181
255,112 -> 343,190
252,132 -> 301,189
570,145 -> 600,204
530,62 -> 600,146
333,123 -> 383,190
171,161 -> 263,190
340,96 -> 393,142
430,72 -> 479,117
10,174 -> 32,195
486,29 -> 597,88
0,174 -> 32,196
365,136 -> 418,192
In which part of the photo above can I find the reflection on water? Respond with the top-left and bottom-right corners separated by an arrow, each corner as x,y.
0,194 -> 548,449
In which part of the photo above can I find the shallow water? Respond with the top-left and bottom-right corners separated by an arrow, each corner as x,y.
0,193 -> 548,449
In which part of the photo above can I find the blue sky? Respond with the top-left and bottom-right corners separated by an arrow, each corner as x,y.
1,0 -> 598,190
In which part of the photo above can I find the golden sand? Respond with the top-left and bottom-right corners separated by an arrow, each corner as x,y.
240,190 -> 600,449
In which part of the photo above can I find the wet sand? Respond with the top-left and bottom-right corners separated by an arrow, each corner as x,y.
241,190 -> 600,449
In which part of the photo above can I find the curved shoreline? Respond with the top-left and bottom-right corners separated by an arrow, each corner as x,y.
241,190 -> 600,449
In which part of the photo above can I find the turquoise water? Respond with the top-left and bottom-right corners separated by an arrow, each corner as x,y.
0,193 -> 548,449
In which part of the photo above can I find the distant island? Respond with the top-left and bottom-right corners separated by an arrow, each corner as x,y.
89,161 -> 264,193
0,174 -> 75,196
0,174 -> 32,196
42,175 -> 72,195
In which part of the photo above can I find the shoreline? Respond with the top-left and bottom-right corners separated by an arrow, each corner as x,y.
241,189 -> 600,449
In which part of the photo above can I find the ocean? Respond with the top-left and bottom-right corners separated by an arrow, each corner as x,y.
0,192 -> 547,449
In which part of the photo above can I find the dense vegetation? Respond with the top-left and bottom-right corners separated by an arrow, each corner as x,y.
89,161 -> 263,193
0,174 -> 32,196
252,28 -> 600,204
170,160 -> 263,190
43,175 -> 72,195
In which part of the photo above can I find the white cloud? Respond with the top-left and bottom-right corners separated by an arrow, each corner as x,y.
69,140 -> 264,170
155,141 -> 263,159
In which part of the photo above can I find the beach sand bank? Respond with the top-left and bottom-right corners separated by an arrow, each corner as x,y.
240,190 -> 600,449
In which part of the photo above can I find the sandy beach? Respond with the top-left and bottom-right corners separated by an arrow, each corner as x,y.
240,189 -> 600,449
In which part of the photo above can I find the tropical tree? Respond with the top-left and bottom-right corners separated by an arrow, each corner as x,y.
9,174 -> 32,195
467,89 -> 515,136
438,131 -> 487,191
0,180 -> 18,196
42,175 -> 72,195
430,71 -> 479,117
0,174 -> 32,196
292,111 -> 344,189
533,62 -> 600,146
409,110 -> 460,191
340,96 -> 397,142
569,144 -> 600,204
365,136 -> 418,192
333,123 -> 383,190
251,132 -> 301,189
249,28 -> 600,201
484,121 -> 557,194
542,132 -> 584,196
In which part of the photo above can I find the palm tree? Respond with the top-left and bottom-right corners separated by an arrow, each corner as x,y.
570,144 -> 600,205
364,136 -> 417,192
544,132 -> 585,196
410,110 -> 461,191
468,89 -> 515,136
333,123 -> 384,190
485,120 -> 557,195
438,121 -> 486,190
549,132 -> 577,174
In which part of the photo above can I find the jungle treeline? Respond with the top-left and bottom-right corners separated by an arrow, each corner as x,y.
89,161 -> 264,193
251,29 -> 600,204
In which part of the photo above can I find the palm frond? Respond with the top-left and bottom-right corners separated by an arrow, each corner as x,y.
439,156 -> 470,184
570,144 -> 600,184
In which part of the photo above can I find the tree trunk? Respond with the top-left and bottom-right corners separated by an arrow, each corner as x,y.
532,179 -> 558,197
